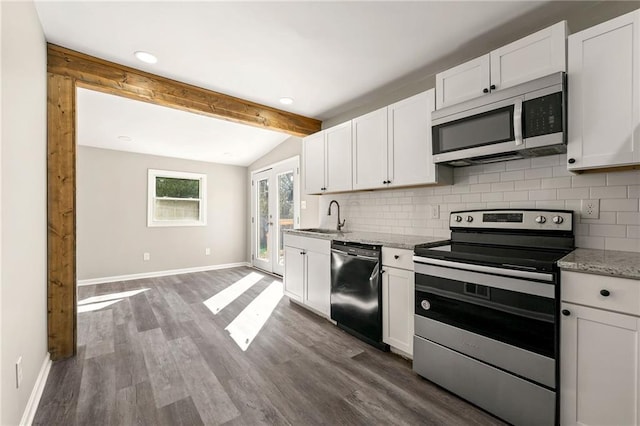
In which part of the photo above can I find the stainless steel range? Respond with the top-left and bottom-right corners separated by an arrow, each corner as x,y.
413,209 -> 574,426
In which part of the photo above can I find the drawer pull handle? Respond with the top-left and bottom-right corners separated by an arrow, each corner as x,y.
600,289 -> 611,297
561,309 -> 571,316
394,255 -> 399,259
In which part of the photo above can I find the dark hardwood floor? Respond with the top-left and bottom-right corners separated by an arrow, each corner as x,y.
34,266 -> 504,425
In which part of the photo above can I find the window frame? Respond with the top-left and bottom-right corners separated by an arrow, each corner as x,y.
147,169 -> 207,227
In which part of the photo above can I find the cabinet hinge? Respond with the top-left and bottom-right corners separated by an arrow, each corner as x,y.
251,217 -> 254,223
251,180 -> 254,186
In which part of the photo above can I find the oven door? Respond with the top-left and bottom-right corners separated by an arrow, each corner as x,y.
413,257 -> 557,388
432,96 -> 523,165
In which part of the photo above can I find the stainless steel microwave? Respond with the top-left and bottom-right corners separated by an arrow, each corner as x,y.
432,72 -> 566,167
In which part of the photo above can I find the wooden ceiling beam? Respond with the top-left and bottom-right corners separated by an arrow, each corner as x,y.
47,44 -> 321,137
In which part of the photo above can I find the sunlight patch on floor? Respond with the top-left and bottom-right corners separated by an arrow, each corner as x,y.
203,271 -> 264,315
225,280 -> 283,351
77,288 -> 150,313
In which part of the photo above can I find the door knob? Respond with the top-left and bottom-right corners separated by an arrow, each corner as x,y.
561,309 -> 571,316
490,84 -> 496,90
483,88 -> 489,93
600,289 -> 610,297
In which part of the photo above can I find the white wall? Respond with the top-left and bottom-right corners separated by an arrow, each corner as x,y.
0,1 -> 48,424
77,146 -> 248,280
319,155 -> 640,252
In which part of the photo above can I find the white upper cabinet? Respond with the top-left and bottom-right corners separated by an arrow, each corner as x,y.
388,90 -> 436,187
436,21 -> 567,110
324,121 -> 353,192
567,9 -> 640,171
302,121 -> 352,194
352,90 -> 446,191
302,131 -> 326,194
352,107 -> 388,190
436,55 -> 490,110
491,21 -> 567,91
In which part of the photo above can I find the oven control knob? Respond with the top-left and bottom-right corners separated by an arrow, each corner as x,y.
454,215 -> 463,223
466,216 -> 474,223
535,215 -> 547,224
420,300 -> 431,311
552,216 -> 564,224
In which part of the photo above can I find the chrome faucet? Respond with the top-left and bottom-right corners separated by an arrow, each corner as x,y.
327,200 -> 346,231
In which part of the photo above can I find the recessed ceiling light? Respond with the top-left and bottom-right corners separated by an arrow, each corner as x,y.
117,135 -> 132,142
279,97 -> 294,105
134,51 -> 158,64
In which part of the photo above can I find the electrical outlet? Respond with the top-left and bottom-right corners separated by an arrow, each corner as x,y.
143,252 -> 150,261
429,204 -> 440,219
205,248 -> 211,255
16,357 -> 23,388
581,199 -> 600,219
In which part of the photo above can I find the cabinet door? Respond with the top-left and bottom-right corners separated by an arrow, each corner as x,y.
304,250 -> 331,317
435,55 -> 490,109
325,121 -> 353,192
382,266 -> 415,355
283,246 -> 304,302
561,302 -> 640,426
388,89 -> 436,187
302,131 -> 326,194
567,10 -> 640,170
490,21 -> 567,91
352,107 -> 388,190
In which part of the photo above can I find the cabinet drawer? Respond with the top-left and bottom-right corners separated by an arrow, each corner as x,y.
283,234 -> 330,254
382,247 -> 413,270
562,270 -> 640,316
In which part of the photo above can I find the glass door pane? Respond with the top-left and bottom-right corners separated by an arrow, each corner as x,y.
257,177 -> 270,262
277,171 -> 294,267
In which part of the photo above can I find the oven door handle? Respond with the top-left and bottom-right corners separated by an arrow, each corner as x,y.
413,255 -> 553,282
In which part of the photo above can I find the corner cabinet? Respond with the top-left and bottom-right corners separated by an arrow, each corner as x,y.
352,89 -> 450,191
436,21 -> 567,110
381,247 -> 415,356
560,270 -> 640,426
283,234 -> 331,317
567,9 -> 640,171
302,121 -> 352,195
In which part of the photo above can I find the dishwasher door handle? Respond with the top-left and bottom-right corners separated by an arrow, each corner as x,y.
331,249 -> 379,261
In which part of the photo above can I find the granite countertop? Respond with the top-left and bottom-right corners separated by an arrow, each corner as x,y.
284,229 -> 447,250
558,248 -> 640,280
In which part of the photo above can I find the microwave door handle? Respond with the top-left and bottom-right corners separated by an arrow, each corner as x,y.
514,100 -> 523,146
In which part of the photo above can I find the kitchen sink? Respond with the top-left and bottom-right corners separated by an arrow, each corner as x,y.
298,228 -> 351,234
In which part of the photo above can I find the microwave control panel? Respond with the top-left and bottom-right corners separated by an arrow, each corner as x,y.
523,92 -> 563,138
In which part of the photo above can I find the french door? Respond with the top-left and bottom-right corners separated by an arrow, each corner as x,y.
251,157 -> 300,275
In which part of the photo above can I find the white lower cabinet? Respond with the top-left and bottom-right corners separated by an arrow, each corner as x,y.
283,234 -> 331,317
382,248 -> 415,356
561,270 -> 640,425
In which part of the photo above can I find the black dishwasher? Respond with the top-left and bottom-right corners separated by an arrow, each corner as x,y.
330,241 -> 389,351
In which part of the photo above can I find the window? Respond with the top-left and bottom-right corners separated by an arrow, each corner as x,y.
148,169 -> 207,227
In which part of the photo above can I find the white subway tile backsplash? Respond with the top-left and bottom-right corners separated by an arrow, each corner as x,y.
529,189 -> 556,201
491,182 -> 515,192
572,174 -> 606,188
557,187 -> 589,200
481,192 -> 504,202
515,179 -> 542,190
320,165 -> 640,253
601,199 -> 638,212
589,224 -> 627,238
591,186 -> 628,199
605,238 -> 640,252
531,155 -> 561,168
607,171 -> 640,186
541,177 -> 571,189
503,191 -> 529,201
525,167 -> 553,179
478,173 -> 501,183
617,212 -> 640,225
501,170 -> 525,182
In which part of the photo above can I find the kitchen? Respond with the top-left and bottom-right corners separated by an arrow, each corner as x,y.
2,1 -> 640,425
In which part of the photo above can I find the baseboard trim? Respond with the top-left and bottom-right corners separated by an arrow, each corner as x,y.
20,352 -> 51,426
78,262 -> 251,286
